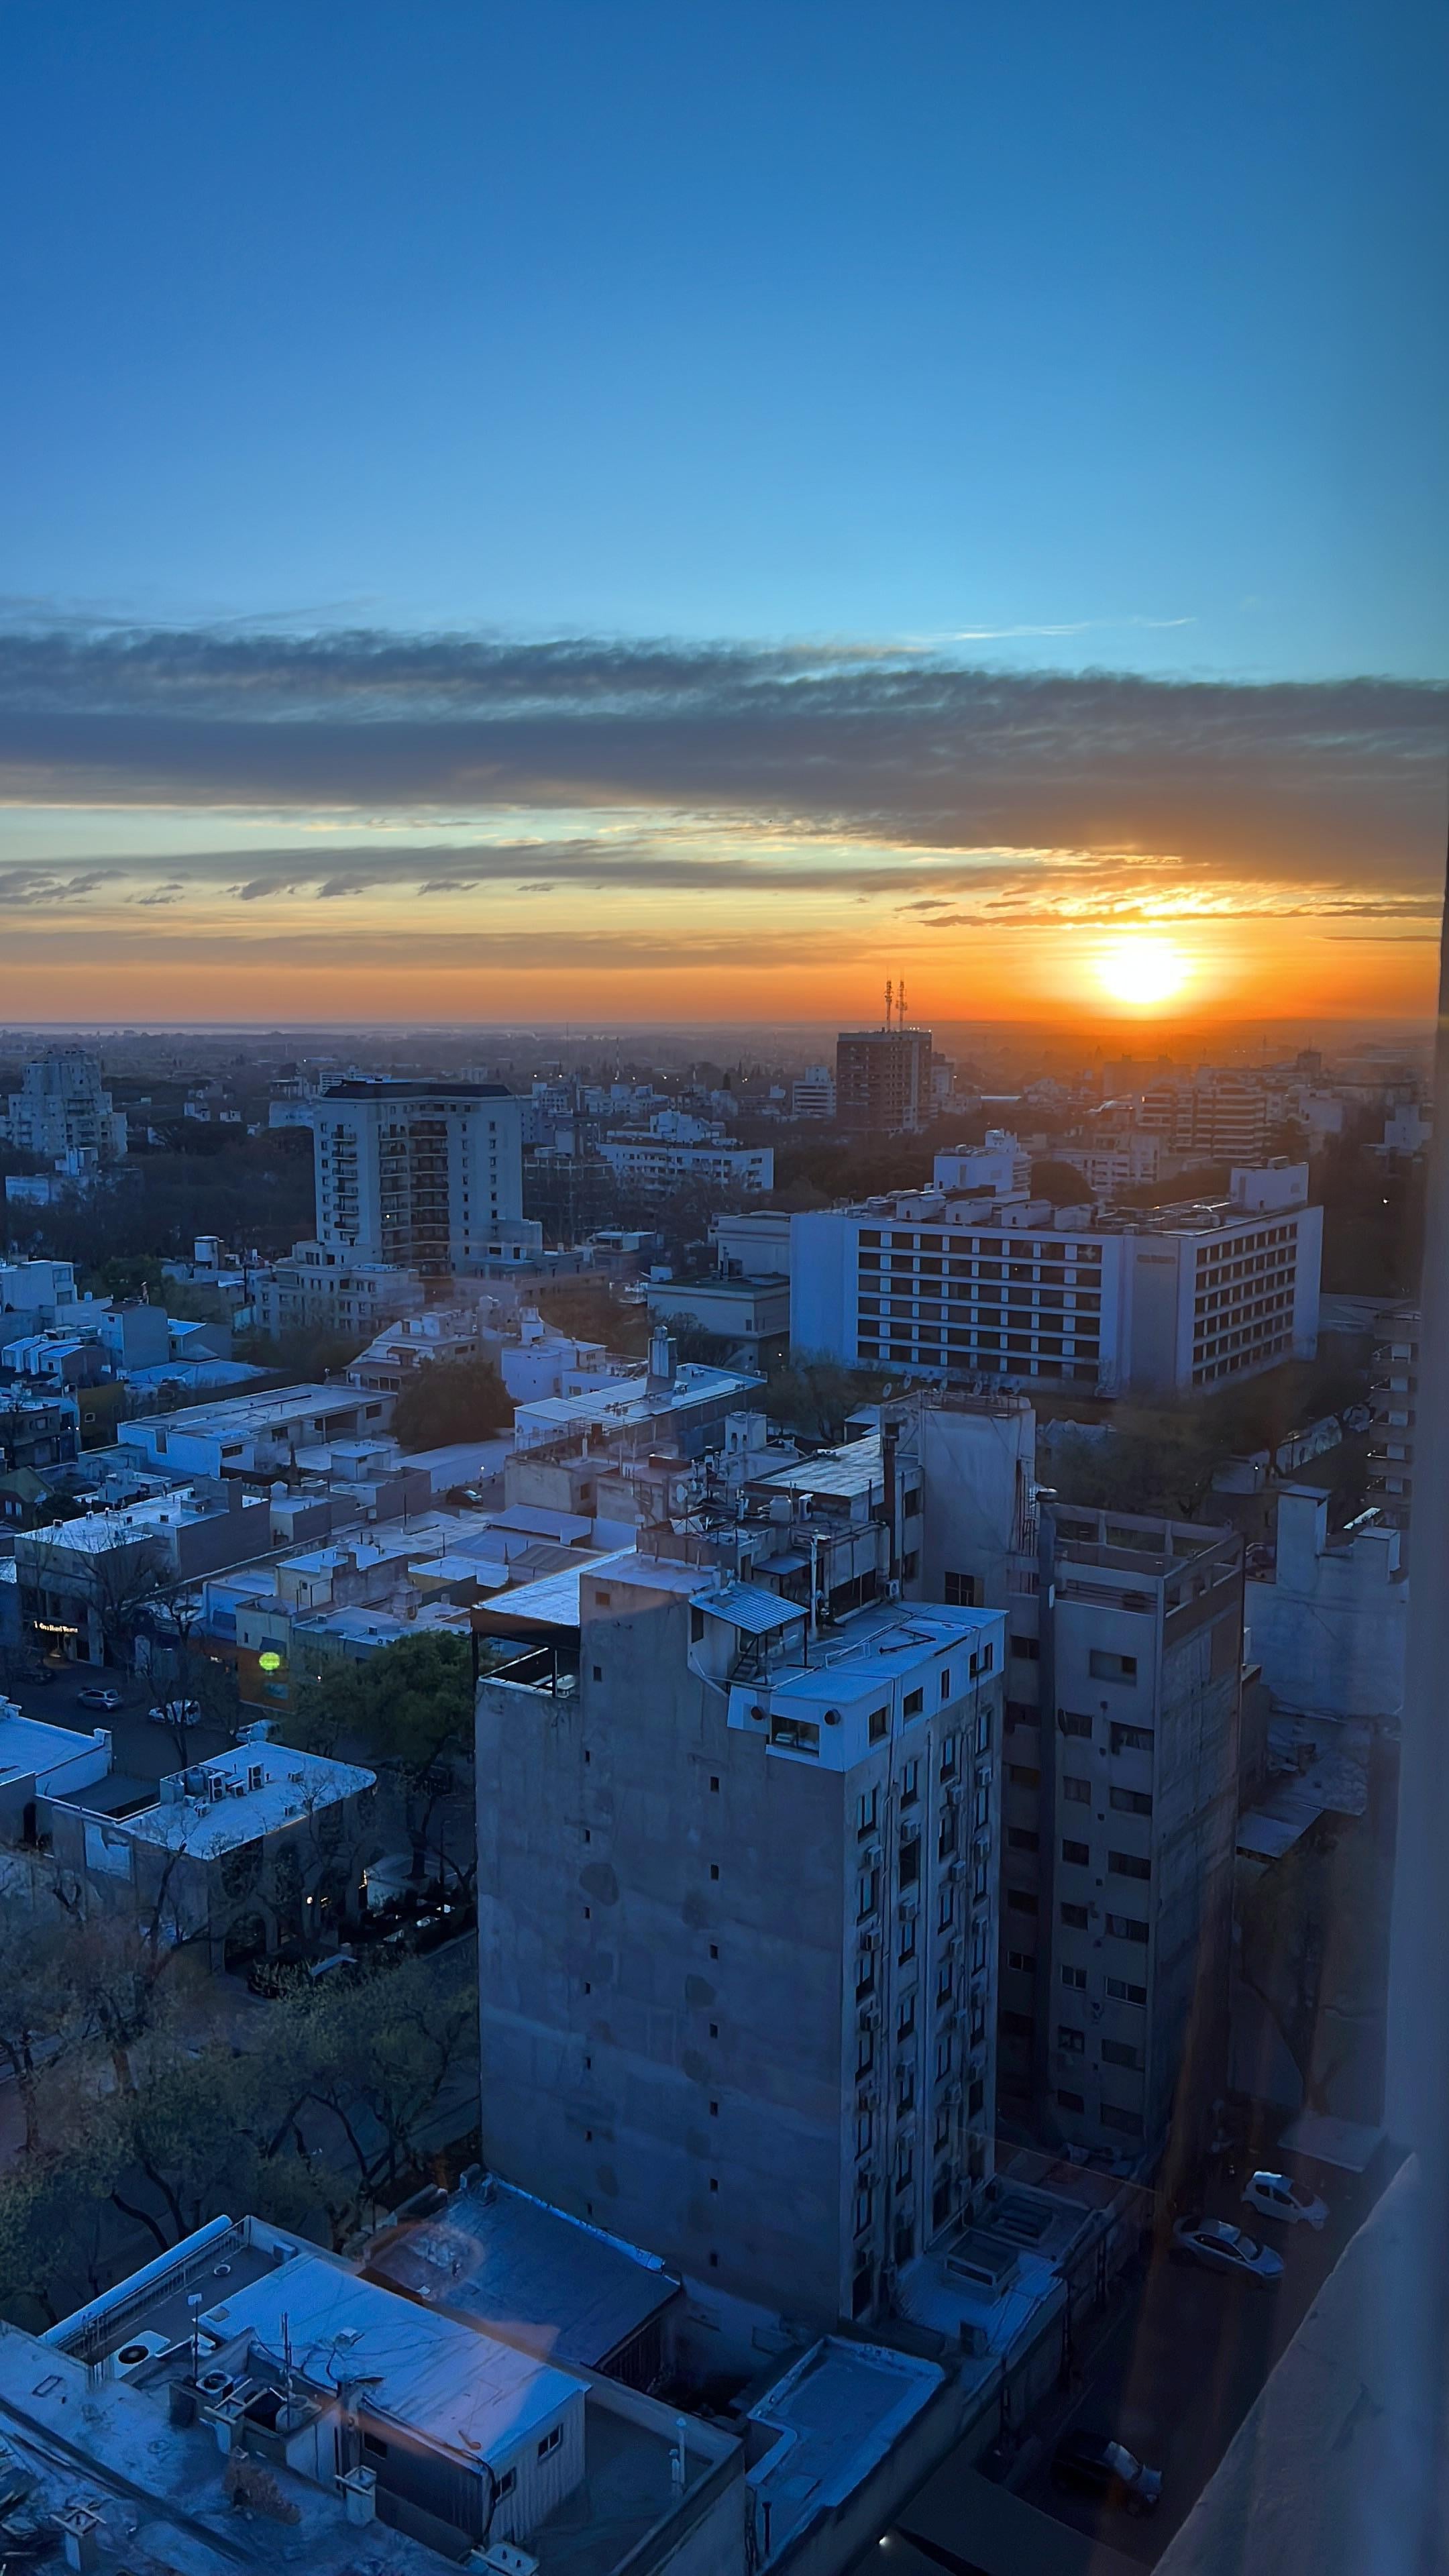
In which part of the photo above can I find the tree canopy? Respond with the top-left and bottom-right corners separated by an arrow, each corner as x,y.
391,1357 -> 511,1451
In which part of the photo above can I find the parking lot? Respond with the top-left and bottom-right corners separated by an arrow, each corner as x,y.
1007,2154 -> 1391,2559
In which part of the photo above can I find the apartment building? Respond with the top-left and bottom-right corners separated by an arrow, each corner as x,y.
119,1383 -> 394,1482
791,1065 -> 837,1120
476,1552 -> 1004,2331
598,1126 -> 775,1197
1369,1307 -> 1418,1538
791,1159 -> 1320,1397
3,1045 -> 128,1163
835,1026 -> 934,1133
1136,1067 -> 1273,1163
257,1238 -> 427,1342
313,1079 -> 524,1273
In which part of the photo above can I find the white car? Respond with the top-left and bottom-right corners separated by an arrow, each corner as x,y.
1242,2169 -> 1328,2231
147,1698 -> 203,1727
1171,2217 -> 1284,2286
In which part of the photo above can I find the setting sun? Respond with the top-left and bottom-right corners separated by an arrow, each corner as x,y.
1094,935 -> 1192,1010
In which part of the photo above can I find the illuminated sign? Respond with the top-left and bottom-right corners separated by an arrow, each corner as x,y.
258,1650 -> 284,1674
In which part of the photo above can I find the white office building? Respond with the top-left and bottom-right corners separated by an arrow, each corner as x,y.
313,1080 -> 524,1275
599,1124 -> 774,1197
790,1159 -> 1321,1398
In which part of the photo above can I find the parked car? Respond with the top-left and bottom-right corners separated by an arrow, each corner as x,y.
147,1697 -> 203,1727
1242,2170 -> 1328,2231
1051,2430 -> 1162,2515
1171,2217 -> 1284,2285
76,1686 -> 124,1713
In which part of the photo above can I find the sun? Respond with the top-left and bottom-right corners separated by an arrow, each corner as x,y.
1094,935 -> 1191,1010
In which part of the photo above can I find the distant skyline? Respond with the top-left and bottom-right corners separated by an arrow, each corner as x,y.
1,3 -> 1444,1024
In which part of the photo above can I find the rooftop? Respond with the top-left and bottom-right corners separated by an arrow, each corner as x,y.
0,1709 -> 109,1789
321,1079 -> 513,1099
121,1383 -> 379,1438
362,2176 -> 681,2373
80,1737 -> 375,1858
196,2249 -> 575,2468
747,2338 -> 944,2566
514,1362 -> 762,1447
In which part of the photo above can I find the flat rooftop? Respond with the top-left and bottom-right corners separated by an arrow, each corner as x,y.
362,2178 -> 680,2372
0,1709 -> 108,1786
121,1383 -> 374,1436
515,1362 -> 761,1443
755,1430 -> 883,1502
98,1741 -> 374,1858
197,2249 -> 575,2467
747,2338 -> 944,2563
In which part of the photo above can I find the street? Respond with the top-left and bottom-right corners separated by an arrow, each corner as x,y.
1006,2154 -> 1392,2560
4,1660 -> 235,1782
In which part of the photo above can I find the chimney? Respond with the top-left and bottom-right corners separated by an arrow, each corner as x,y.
646,1325 -> 677,1396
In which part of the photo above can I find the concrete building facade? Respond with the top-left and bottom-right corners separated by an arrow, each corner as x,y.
476,1556 -> 1005,2331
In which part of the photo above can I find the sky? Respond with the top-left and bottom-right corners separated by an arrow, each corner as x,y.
0,0 -> 1445,1028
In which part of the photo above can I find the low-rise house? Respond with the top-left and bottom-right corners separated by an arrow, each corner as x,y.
119,1383 -> 396,1483
0,1701 -> 113,1840
50,1723 -> 378,1969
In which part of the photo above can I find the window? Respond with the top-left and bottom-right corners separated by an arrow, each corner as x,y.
538,2426 -> 562,2459
857,1785 -> 879,1836
1060,1709 -> 1093,1738
904,1687 -> 924,1717
1061,1837 -> 1090,1865
939,1731 -> 959,1776
1106,1976 -> 1147,2006
940,1668 -> 952,1701
1008,1947 -> 1036,1972
1002,2009 -> 1034,2038
898,1831 -> 920,1886
1061,1900 -> 1089,1929
869,1706 -> 889,1743
1111,1784 -> 1153,1815
1102,2038 -> 1141,2069
1011,1633 -> 1040,1661
1090,1650 -> 1138,1682
857,1867 -> 879,1919
944,1570 -> 978,1606
496,2469 -> 517,2499
1008,1825 -> 1039,1852
362,2432 -> 388,2457
897,1989 -> 916,2037
975,1707 -> 992,1754
710,1775 -> 720,1792
934,2033 -> 953,2079
1063,1774 -> 1091,1804
899,1912 -> 917,1961
1061,1964 -> 1087,1990
1112,1722 -> 1154,1754
1057,2024 -> 1085,2053
902,1550 -> 919,1580
1008,1888 -> 1039,1916
855,2186 -> 873,2236
1106,1913 -> 1150,1943
1057,2089 -> 1085,2113
595,1589 -> 612,1608
1009,1762 -> 1040,1789
1109,1850 -> 1151,1880
900,1758 -> 920,1805
709,1862 -> 720,1880
592,1664 -> 602,1681
1101,2102 -> 1144,2136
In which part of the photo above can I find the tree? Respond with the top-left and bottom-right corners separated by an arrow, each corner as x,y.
534,1279 -> 649,1356
0,1860 -> 89,2152
763,1355 -> 900,1442
1029,1159 -> 1096,1205
392,1358 -> 511,1452
286,1632 -> 474,1883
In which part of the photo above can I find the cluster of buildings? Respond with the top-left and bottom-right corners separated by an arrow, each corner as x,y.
0,1031 -> 1419,2576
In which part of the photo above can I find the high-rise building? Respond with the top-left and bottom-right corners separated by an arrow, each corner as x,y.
313,1079 -> 523,1274
835,1025 -> 934,1132
474,1451 -> 1006,2331
4,1047 -> 127,1163
903,1393 -> 1242,2165
791,1158 -> 1321,1398
1137,1068 -> 1274,1163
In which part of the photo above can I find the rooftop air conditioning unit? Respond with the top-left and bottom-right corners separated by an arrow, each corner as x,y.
110,2330 -> 173,2380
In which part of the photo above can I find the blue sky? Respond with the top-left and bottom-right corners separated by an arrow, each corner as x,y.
3,0 -> 1444,678
0,2 -> 1443,1025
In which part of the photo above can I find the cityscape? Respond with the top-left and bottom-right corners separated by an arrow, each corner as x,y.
0,8 -> 1444,2576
